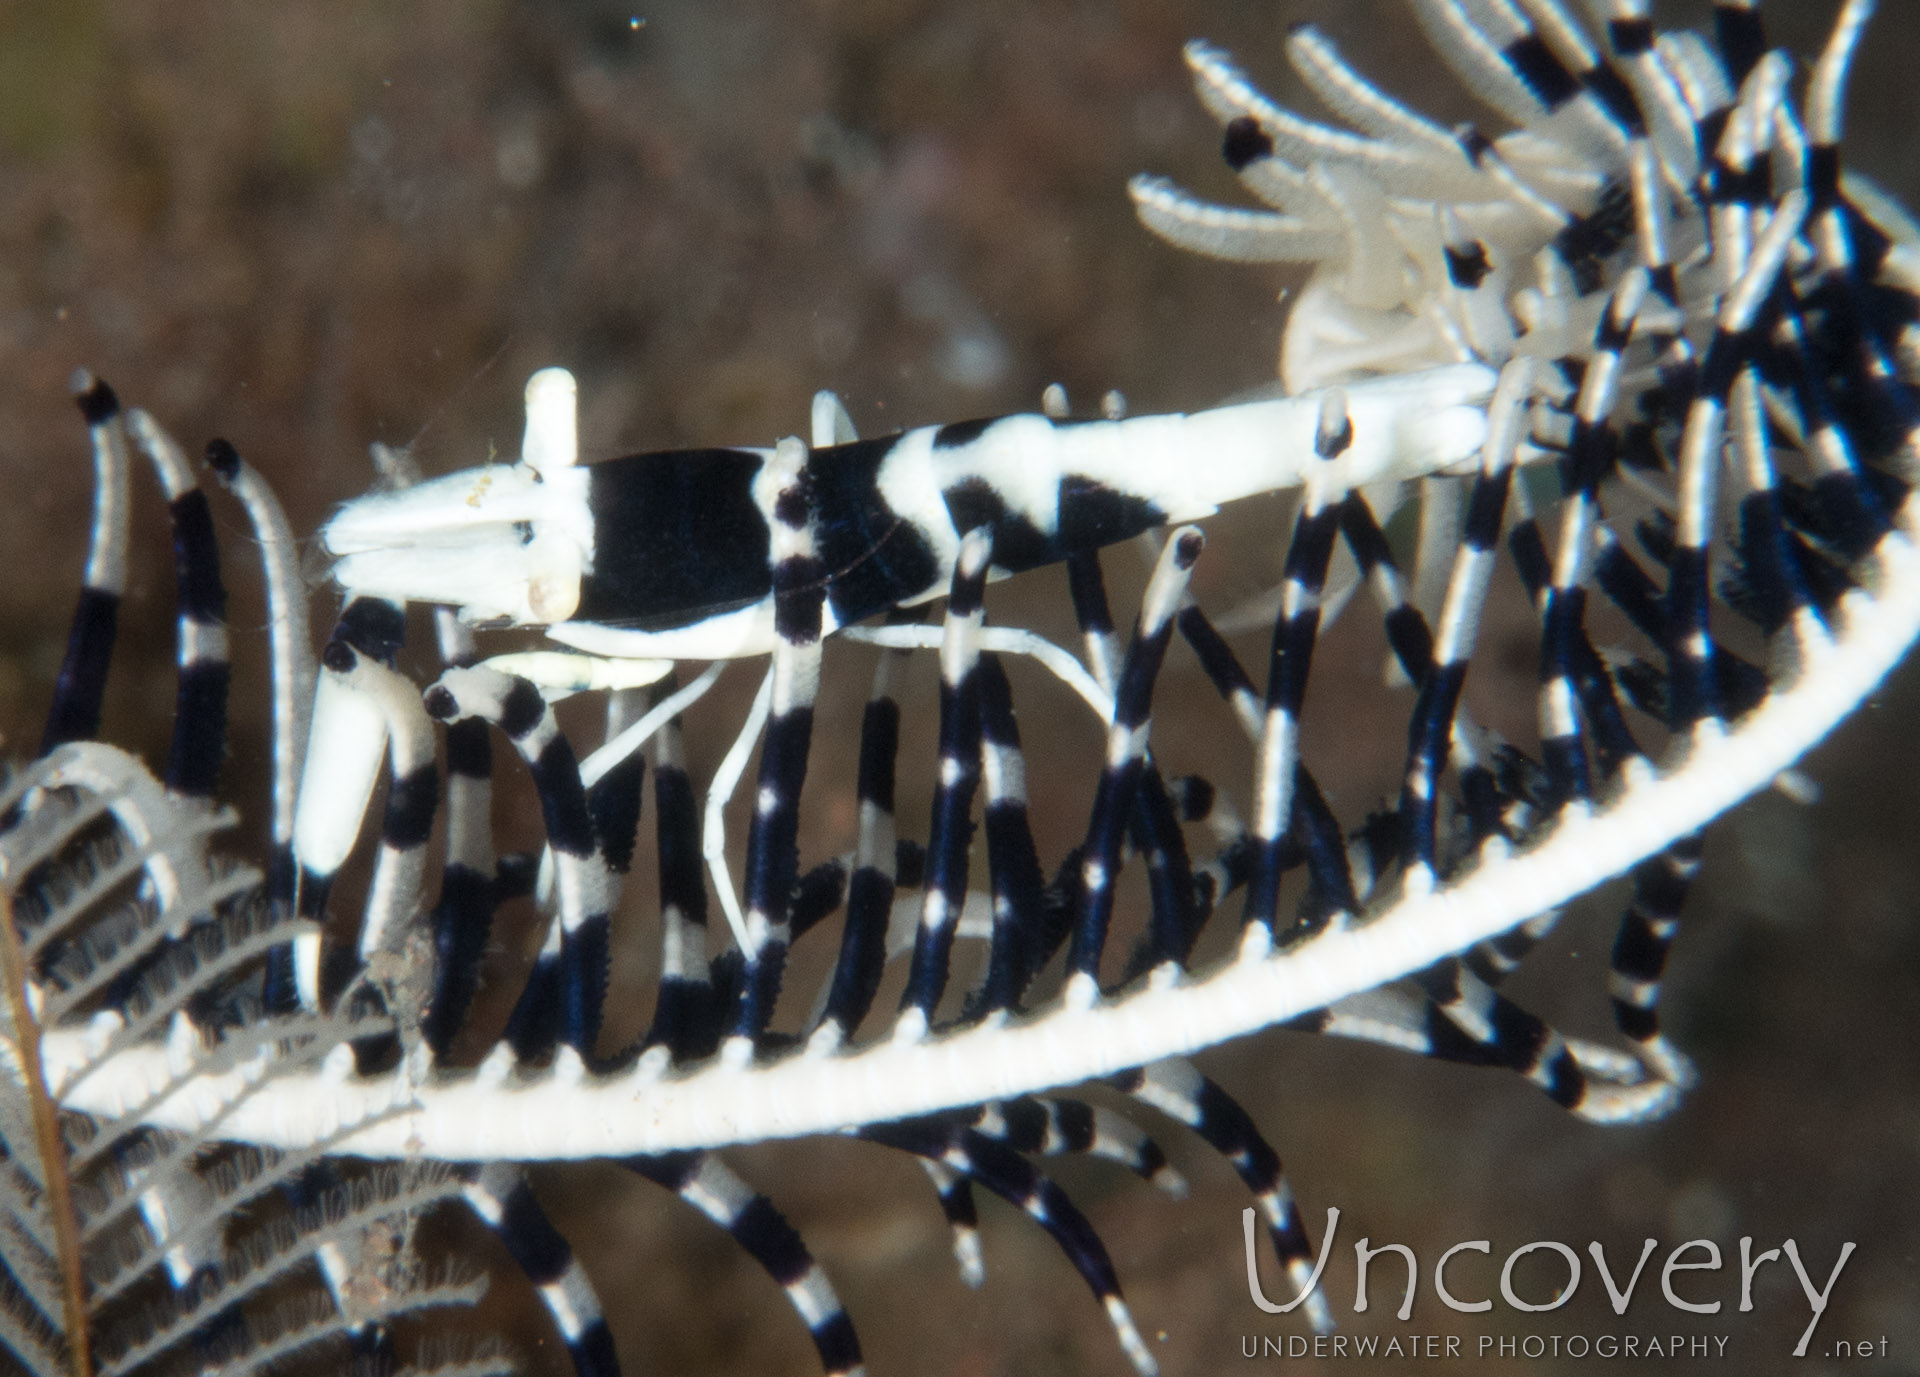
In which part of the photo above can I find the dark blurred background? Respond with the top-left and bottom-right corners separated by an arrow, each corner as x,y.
0,2 -> 1916,1373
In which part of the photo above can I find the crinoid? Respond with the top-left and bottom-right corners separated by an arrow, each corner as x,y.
0,386 -> 516,1373
4,3 -> 1919,1375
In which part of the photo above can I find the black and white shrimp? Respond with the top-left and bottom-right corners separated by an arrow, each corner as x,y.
318,363 -> 1494,664
10,2 -> 1920,1375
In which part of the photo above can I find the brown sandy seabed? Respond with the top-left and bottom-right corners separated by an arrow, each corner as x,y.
0,3 -> 1915,1374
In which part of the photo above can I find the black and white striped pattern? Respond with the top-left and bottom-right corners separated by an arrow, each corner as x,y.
1243,391 -> 1352,943
311,641 -> 439,1026
902,1091 -> 1186,1296
1335,494 -> 1506,848
1669,191 -> 1807,735
461,1164 -> 620,1377
1607,837 -> 1703,1088
642,669 -> 734,1066
1064,528 -> 1202,1005
128,408 -> 230,803
424,666 -> 615,1061
1162,448 -> 1690,1127
323,362 -> 1496,665
1534,273 -> 1649,810
1115,1059 -> 1332,1335
895,528 -> 992,1042
623,1151 -> 864,1376
809,647 -> 902,1049
961,1095 -> 1184,1194
915,1157 -> 986,1289
1060,548 -> 1210,986
422,612 -> 500,1059
858,1117 -> 1156,1376
37,397 -> 238,1022
728,436 -> 825,1058
39,372 -> 131,756
967,651 -> 1059,1018
1178,597 -> 1358,941
281,593 -> 410,1013
1333,947 -> 1680,1123
1398,360 -> 1532,893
